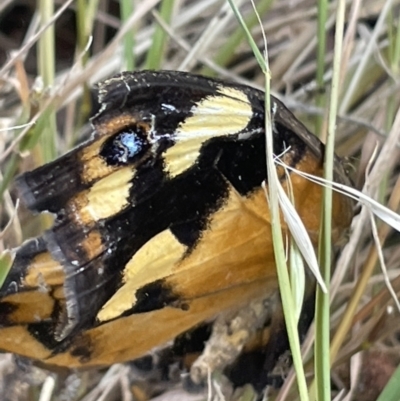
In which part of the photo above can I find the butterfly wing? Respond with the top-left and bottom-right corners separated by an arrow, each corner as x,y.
0,71 -> 353,367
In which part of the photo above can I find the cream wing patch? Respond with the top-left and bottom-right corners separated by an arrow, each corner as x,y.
81,167 -> 134,221
97,229 -> 186,322
164,86 -> 253,177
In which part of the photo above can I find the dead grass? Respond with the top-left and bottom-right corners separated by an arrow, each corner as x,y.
0,0 -> 400,400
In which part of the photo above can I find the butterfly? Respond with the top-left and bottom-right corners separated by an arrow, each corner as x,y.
0,70 -> 353,389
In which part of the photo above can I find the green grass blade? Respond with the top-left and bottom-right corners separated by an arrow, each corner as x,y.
376,364 -> 400,401
313,0 -> 346,399
37,0 -> 57,163
121,0 -> 135,71
0,251 -> 14,289
228,2 -> 309,399
144,0 -> 174,70
315,0 -> 328,136
202,0 -> 273,76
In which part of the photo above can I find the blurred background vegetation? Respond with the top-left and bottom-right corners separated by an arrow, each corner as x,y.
0,0 -> 400,400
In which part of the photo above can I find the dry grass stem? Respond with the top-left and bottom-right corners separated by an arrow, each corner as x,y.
0,0 -> 400,400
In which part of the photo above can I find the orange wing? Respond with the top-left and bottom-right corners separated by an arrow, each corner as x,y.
0,71 -> 353,371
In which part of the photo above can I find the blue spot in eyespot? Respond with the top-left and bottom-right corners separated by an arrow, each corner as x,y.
120,132 -> 142,158
100,125 -> 150,166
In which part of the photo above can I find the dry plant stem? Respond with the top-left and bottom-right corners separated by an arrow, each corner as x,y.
344,353 -> 362,401
119,366 -> 133,401
267,7 -> 309,33
282,99 -> 386,138
330,146 -> 400,364
0,0 -> 74,79
339,0 -> 362,88
330,104 -> 400,303
314,0 -> 346,398
369,207 -> 400,312
280,26 -> 318,88
339,0 -> 394,114
152,11 -> 246,82
279,95 -> 400,401
275,324 -> 315,401
80,365 -> 123,401
353,274 -> 400,324
0,118 -> 42,164
179,0 -> 242,71
59,0 -> 161,105
335,307 -> 387,365
207,368 -> 212,401
14,59 -> 30,105
38,376 -> 56,401
272,22 -> 317,86
212,377 -> 226,401
314,0 -> 328,138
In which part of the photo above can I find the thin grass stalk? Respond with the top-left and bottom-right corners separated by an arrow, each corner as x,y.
315,0 -> 328,136
227,2 -> 266,74
37,0 -> 56,162
380,10 -> 400,204
76,0 -> 98,126
389,10 -> 400,72
0,191 -> 22,247
264,85 -> 310,401
151,10 -> 240,78
330,167 -> 400,363
76,0 -> 89,66
339,0 -> 394,113
179,1 -> 243,72
201,0 -> 273,77
0,0 -> 73,79
313,0 -> 346,400
352,273 -> 400,325
145,0 -> 174,70
54,0 -> 161,107
76,0 -> 98,61
121,0 -> 135,71
0,155 -> 18,200
228,2 -> 310,399
0,251 -> 14,289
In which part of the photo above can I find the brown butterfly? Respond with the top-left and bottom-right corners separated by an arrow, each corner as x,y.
0,71 -> 353,389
